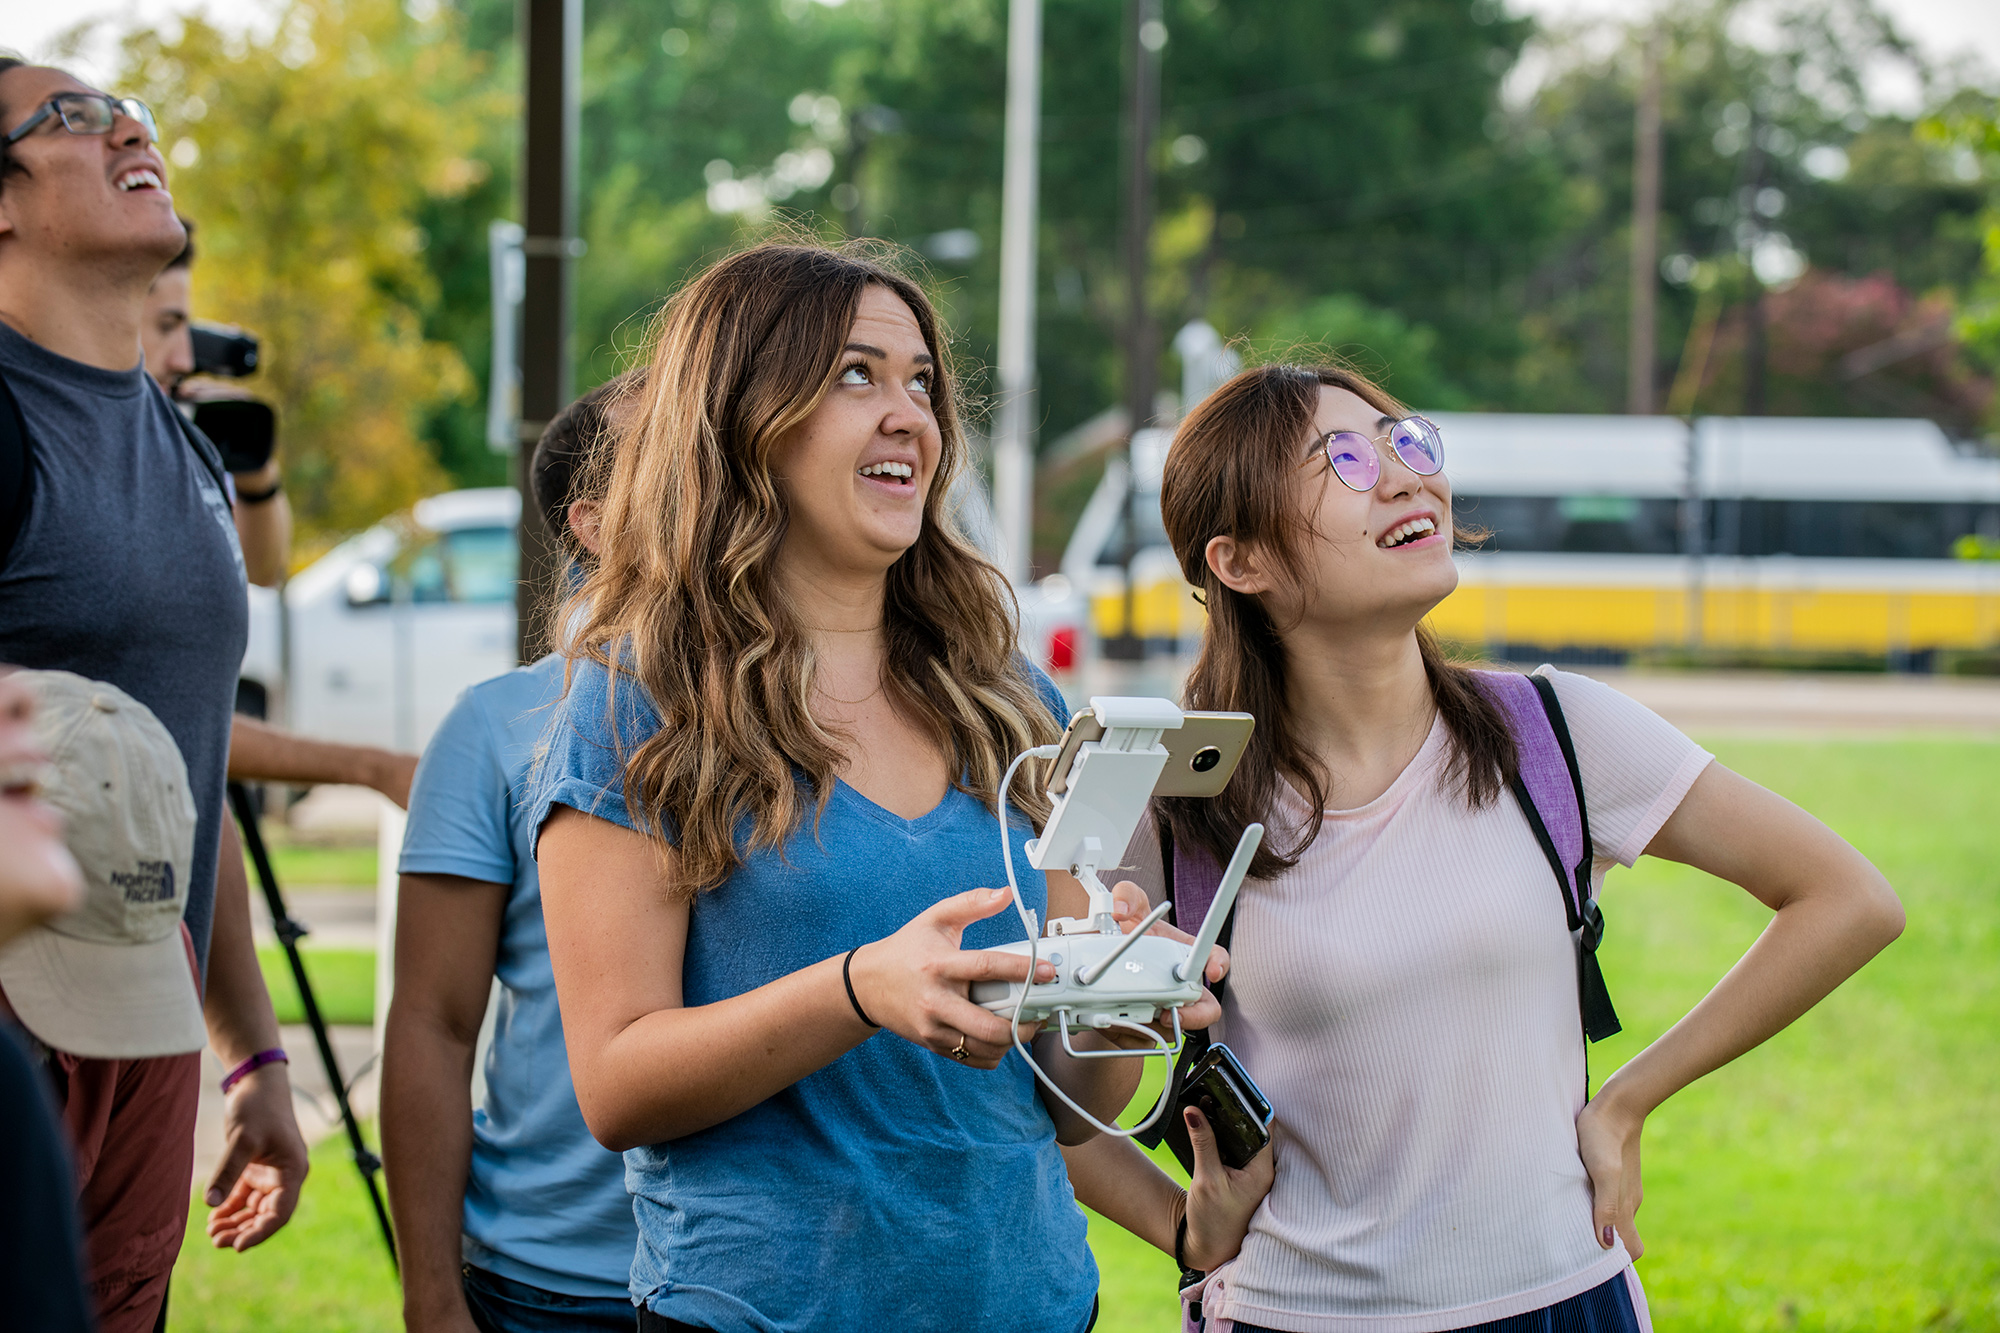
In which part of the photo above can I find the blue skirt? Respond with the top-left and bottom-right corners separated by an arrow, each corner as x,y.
1230,1272 -> 1641,1333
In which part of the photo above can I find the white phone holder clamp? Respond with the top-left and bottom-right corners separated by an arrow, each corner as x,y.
978,697 -> 1263,1138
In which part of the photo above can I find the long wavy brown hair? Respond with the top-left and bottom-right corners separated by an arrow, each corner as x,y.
1156,362 -> 1516,879
564,240 -> 1060,894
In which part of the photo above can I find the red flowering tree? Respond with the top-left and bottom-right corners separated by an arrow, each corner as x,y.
1699,269 -> 1993,434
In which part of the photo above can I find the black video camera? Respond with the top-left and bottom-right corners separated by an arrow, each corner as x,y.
191,399 -> 277,475
191,321 -> 260,378
184,322 -> 274,473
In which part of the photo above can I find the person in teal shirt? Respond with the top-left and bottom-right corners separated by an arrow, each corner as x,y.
383,374 -> 642,1333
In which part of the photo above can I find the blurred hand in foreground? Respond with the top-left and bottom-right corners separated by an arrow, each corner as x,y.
0,671 -> 84,947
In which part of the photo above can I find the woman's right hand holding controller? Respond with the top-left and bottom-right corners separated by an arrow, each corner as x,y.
846,886 -> 1055,1070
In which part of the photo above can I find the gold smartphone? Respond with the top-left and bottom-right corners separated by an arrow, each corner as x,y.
1155,711 -> 1255,797
1046,708 -> 1254,799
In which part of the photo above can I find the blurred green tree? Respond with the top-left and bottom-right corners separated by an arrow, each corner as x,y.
117,0 -> 502,555
836,0 -> 1540,431
1921,94 -> 2000,430
1254,294 -> 1470,411
431,0 -> 1535,447
1516,0 -> 1994,422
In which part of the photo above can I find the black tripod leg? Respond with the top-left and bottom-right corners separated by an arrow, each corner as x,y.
227,781 -> 399,1273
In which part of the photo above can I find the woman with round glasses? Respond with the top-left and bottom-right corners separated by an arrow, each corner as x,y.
1091,362 -> 1903,1332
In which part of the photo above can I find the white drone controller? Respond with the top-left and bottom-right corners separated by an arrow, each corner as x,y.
979,697 -> 1263,1138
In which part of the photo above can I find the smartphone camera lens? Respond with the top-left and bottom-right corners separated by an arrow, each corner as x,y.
1190,746 -> 1222,774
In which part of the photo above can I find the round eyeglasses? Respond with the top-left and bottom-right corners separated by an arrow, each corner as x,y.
3,93 -> 159,150
1316,415 -> 1445,493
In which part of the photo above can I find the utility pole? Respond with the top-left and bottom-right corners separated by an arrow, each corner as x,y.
1743,106 -> 1767,416
1110,0 -> 1161,660
1627,29 -> 1662,414
992,0 -> 1043,585
515,0 -> 581,665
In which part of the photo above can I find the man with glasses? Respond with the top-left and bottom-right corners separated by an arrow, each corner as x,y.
0,60 -> 309,1333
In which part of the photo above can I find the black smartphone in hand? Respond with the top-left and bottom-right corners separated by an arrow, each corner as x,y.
1165,1042 -> 1273,1172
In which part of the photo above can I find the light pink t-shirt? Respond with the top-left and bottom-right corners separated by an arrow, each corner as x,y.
1128,668 -> 1711,1333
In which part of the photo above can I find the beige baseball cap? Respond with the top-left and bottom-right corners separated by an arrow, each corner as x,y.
0,671 -> 206,1059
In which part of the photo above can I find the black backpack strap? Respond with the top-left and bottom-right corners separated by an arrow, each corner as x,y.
1525,673 -> 1620,1044
0,369 -> 31,572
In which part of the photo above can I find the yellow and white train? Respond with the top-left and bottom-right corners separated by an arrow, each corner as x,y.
1066,414 -> 2000,661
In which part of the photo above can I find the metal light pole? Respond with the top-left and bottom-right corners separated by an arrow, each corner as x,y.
1743,108 -> 1768,417
515,0 -> 581,666
1627,29 -> 1662,414
1108,0 -> 1161,661
992,0 -> 1044,585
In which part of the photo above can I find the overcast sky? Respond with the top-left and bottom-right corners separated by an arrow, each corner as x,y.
2,0 -> 1995,110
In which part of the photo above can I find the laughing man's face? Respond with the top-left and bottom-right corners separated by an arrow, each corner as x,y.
0,65 -> 187,282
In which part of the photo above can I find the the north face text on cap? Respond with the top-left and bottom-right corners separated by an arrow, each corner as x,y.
110,860 -> 177,904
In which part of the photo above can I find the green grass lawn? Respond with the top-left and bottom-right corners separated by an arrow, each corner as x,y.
170,1130 -> 401,1332
256,946 -> 376,1026
1583,737 -> 2000,1333
173,738 -> 1997,1332
246,822 -> 378,888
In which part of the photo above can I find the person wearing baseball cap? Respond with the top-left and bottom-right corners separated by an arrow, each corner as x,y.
0,668 -> 92,1333
0,670 -> 217,1330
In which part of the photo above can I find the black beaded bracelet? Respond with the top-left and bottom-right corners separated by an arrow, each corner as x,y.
236,477 -> 283,504
842,946 -> 879,1029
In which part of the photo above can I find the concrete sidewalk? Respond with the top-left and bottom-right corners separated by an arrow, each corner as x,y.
1074,658 -> 2000,736
1574,666 -> 2000,735
247,885 -> 378,951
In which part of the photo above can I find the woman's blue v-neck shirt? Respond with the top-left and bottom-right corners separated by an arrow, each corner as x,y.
529,655 -> 1095,1333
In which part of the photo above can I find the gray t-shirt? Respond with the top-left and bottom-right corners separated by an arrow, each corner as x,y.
0,321 -> 247,976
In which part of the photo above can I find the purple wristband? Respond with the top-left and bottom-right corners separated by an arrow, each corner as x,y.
220,1048 -> 288,1094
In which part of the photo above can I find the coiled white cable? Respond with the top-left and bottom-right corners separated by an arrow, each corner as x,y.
995,746 -> 1178,1139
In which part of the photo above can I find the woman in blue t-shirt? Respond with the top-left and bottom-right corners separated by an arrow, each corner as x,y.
532,242 -> 1253,1332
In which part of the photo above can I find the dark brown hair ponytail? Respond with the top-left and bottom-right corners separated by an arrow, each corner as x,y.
1155,363 -> 1516,880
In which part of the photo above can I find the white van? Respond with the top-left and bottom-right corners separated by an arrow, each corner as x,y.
241,488 -> 520,750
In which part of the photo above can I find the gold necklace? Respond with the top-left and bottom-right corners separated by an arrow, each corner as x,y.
816,677 -> 886,707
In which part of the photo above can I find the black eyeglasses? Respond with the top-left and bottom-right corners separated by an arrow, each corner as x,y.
3,93 -> 159,149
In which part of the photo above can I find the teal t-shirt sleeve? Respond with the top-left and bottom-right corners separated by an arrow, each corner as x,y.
1023,659 -> 1071,726
528,655 -> 662,854
399,684 -> 516,885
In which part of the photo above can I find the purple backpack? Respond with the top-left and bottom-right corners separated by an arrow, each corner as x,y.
1157,669 -> 1621,1056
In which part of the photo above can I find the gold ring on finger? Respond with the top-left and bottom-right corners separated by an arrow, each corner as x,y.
949,1038 -> 970,1061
